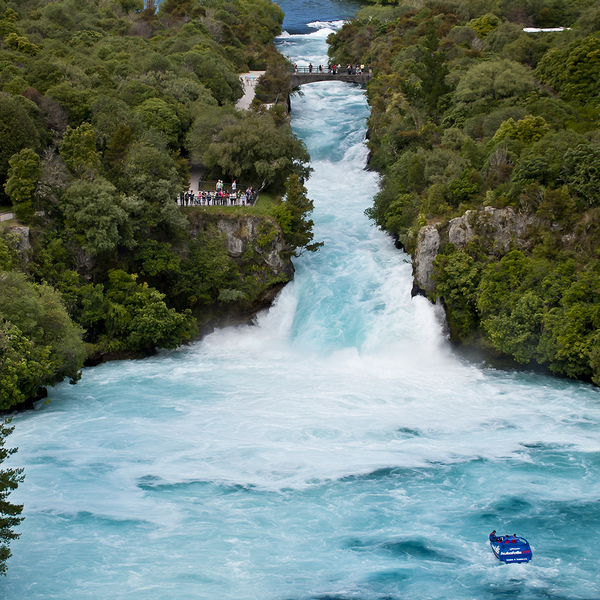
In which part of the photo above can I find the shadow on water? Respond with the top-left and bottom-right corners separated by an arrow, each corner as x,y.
136,475 -> 258,495
285,595 -> 401,600
481,495 -> 600,528
364,570 -> 410,584
490,496 -> 534,514
339,467 -> 419,483
395,427 -> 421,437
282,596 -> 368,600
344,538 -> 457,563
488,588 -> 599,600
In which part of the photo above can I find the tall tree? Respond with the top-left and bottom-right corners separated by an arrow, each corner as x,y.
4,149 -> 41,224
274,175 -> 323,256
0,419 -> 25,576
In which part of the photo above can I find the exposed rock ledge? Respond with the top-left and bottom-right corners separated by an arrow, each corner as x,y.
413,207 -> 533,293
413,225 -> 440,293
187,211 -> 294,280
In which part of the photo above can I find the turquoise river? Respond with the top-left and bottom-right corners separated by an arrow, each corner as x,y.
5,7 -> 600,600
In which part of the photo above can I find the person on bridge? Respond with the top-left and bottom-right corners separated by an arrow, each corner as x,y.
309,63 -> 313,73
294,63 -> 298,74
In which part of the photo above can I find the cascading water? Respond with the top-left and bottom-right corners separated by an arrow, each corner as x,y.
5,14 -> 600,600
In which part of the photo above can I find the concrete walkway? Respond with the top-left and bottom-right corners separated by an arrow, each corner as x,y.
235,71 -> 266,110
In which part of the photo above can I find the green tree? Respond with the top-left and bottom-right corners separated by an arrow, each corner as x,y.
477,251 -> 531,317
60,123 -> 101,177
401,30 -> 453,114
0,95 -> 42,200
185,106 -> 238,158
523,130 -> 586,186
93,270 -> 197,352
122,133 -> 187,234
484,291 -> 545,363
274,175 -> 323,255
492,115 -> 550,145
563,143 -> 600,206
46,83 -> 91,125
434,249 -> 481,339
135,98 -> 181,147
4,33 -> 41,56
173,227 -> 242,308
61,178 -> 130,256
0,321 -> 52,409
454,59 -> 535,114
382,193 -> 419,238
4,149 -> 41,224
469,13 -> 500,38
0,418 -> 24,575
182,50 -> 243,105
538,268 -> 600,378
536,36 -> 600,105
0,271 -> 86,397
195,112 -> 311,190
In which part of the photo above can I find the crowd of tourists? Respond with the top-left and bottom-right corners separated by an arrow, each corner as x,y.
178,180 -> 256,207
294,63 -> 372,75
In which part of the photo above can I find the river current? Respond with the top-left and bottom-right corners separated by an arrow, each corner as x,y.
5,9 -> 600,600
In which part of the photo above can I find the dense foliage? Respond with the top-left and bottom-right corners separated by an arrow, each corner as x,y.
329,0 -> 600,383
0,0 -> 317,408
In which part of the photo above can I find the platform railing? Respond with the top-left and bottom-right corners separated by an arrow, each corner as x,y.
177,180 -> 259,206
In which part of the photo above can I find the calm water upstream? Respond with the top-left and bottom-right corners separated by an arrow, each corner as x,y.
5,4 -> 600,599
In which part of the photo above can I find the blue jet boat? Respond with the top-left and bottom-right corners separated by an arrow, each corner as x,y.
489,533 -> 532,563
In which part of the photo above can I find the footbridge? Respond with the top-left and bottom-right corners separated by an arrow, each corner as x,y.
290,72 -> 372,86
290,66 -> 372,87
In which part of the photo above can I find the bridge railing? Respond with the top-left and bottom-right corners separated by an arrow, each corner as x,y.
290,66 -> 372,75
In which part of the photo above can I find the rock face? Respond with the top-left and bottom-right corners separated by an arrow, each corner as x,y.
414,225 -> 440,292
213,216 -> 292,278
188,212 -> 294,280
448,207 -> 529,253
12,227 -> 31,255
2,226 -> 32,261
414,207 -> 533,295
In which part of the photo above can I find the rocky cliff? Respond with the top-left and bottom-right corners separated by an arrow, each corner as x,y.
413,207 -> 534,294
187,211 -> 294,279
186,211 -> 294,329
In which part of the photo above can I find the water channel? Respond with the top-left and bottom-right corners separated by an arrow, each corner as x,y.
5,2 -> 600,599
